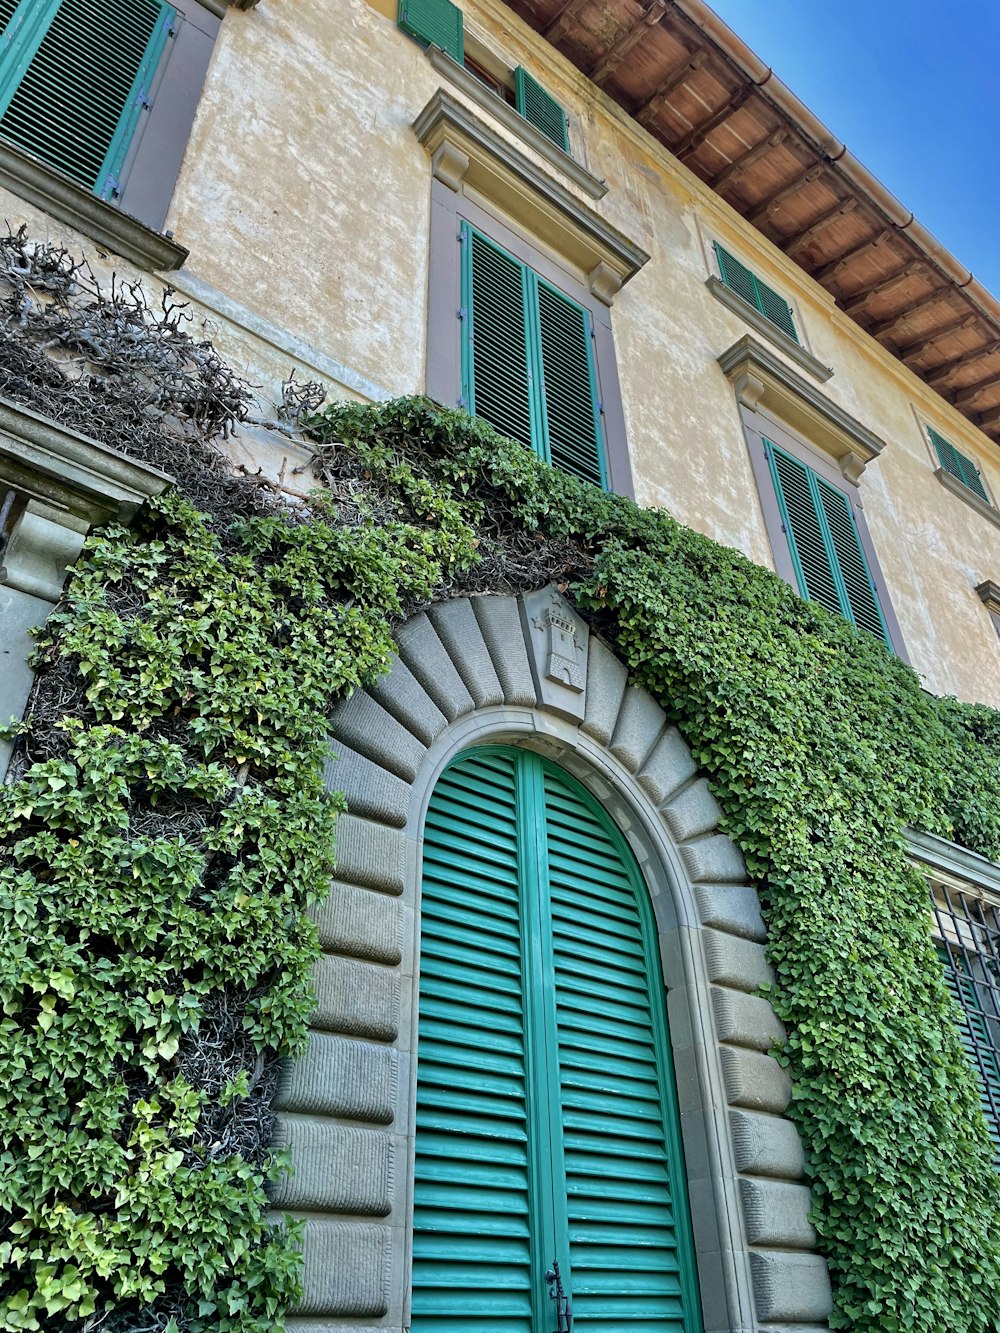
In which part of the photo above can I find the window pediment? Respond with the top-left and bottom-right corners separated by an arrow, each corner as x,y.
413,89 -> 649,305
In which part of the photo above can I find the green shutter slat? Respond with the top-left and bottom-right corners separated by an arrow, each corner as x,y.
414,747 -> 703,1333
0,0 -> 173,197
769,445 -> 842,618
398,0 -> 463,62
0,0 -> 23,35
714,242 -> 799,343
537,279 -> 606,488
937,944 -> 1000,1153
465,227 -> 536,453
928,426 -> 991,504
514,66 -> 569,151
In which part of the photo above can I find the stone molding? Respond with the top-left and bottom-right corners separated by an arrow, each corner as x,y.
909,827 -> 1000,897
275,588 -> 832,1333
412,90 -> 649,305
0,140 -> 188,272
425,46 -> 608,201
935,467 -> 1000,530
718,334 -> 886,480
976,579 -> 1000,614
0,396 -> 172,528
706,275 -> 833,383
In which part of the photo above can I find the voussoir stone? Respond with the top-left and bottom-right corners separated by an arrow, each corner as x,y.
295,1219 -> 391,1317
609,686 -> 665,773
580,636 -> 628,745
637,726 -> 697,804
694,883 -> 768,941
323,742 -> 411,828
712,986 -> 785,1052
329,690 -> 426,782
396,612 -> 474,720
679,833 -> 747,883
703,929 -> 775,993
661,777 -> 722,842
749,1250 -> 832,1323
719,1046 -> 792,1114
334,813 -> 406,895
740,1177 -> 817,1249
368,654 -> 448,746
730,1108 -> 806,1179
472,594 -> 537,705
428,598 -> 504,707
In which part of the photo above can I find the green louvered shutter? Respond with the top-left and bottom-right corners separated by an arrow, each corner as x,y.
937,944 -> 1000,1154
816,478 -> 888,641
413,751 -> 534,1331
0,0 -> 22,34
464,226 -> 535,453
544,767 -> 701,1328
769,446 -> 842,618
714,242 -> 799,343
398,0 -> 463,62
928,427 -> 991,504
0,0 -> 174,198
768,441 -> 891,646
514,66 -> 569,151
413,748 -> 702,1333
537,279 -> 606,488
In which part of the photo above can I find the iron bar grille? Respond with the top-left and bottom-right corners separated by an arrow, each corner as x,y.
931,880 -> 1000,1154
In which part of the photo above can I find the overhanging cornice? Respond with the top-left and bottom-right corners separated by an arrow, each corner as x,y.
718,334 -> 886,479
413,90 -> 649,304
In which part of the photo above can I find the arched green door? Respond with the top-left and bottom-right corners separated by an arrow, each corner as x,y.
412,747 -> 703,1333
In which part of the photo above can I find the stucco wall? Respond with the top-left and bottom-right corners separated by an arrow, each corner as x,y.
3,0 -> 998,705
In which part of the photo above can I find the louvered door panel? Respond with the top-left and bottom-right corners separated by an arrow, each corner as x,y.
537,279 -> 605,487
413,751 -> 534,1333
0,0 -> 172,195
769,446 -> 842,617
467,228 -> 535,453
0,0 -> 22,36
544,772 -> 694,1331
817,478 -> 888,641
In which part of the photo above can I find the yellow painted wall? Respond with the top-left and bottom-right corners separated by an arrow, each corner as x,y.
5,0 -> 1000,705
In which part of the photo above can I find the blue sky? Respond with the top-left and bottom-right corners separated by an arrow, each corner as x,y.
704,0 -> 1000,297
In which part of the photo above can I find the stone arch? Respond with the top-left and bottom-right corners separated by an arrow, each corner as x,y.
272,587 -> 833,1333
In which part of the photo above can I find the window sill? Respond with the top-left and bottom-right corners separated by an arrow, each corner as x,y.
426,46 -> 607,202
707,276 -> 832,383
934,467 -> 1000,530
0,139 -> 188,273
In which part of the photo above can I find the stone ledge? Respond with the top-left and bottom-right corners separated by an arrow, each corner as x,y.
0,139 -> 188,272
934,467 -> 1000,530
707,276 -> 833,383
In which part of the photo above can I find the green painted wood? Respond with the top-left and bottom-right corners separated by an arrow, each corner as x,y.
0,0 -> 24,36
462,222 -> 608,490
714,242 -> 799,343
766,440 -> 891,647
413,747 -> 702,1332
398,0 -> 463,62
0,0 -> 174,198
537,278 -> 607,488
928,426 -> 991,505
514,66 -> 569,151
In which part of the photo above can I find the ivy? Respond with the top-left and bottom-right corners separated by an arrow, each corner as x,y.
4,392 -> 1000,1330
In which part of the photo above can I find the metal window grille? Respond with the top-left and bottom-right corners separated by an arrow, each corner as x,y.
931,879 -> 1000,1152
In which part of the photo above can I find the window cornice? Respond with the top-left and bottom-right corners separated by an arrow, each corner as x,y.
413,90 -> 648,306
909,828 -> 1000,899
706,276 -> 832,383
718,334 -> 886,481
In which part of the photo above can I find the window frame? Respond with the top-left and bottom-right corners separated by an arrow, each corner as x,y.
739,405 -> 908,657
921,421 -> 1000,532
0,0 -> 224,265
426,182 -> 634,497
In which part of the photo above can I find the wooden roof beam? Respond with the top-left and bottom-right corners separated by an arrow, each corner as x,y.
868,287 -> 955,341
976,404 -> 1000,433
954,370 -> 1000,409
590,0 -> 668,85
747,164 -> 825,227
925,340 -> 1000,389
635,50 -> 707,126
840,261 -> 925,316
899,314 -> 979,366
781,197 -> 858,258
673,86 -> 750,158
544,0 -> 585,42
710,128 -> 788,191
812,229 -> 895,285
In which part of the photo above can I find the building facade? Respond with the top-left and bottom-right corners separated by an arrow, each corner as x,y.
2,1 -> 1000,1331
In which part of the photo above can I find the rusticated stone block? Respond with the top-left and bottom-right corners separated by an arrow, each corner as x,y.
329,689 -> 426,782
311,954 -> 400,1041
428,598 -> 503,707
637,726 -> 697,804
323,743 -> 411,828
310,881 -> 402,965
712,986 -> 785,1052
397,612 -> 473,720
580,636 -> 627,744
730,1108 -> 806,1180
609,686 -> 665,772
740,1177 -> 816,1249
661,777 -> 722,841
472,594 -> 537,705
749,1250 -> 832,1323
295,1219 -> 391,1316
719,1046 -> 791,1114
694,883 -> 768,941
703,929 -> 775,993
335,813 -> 405,895
368,654 -> 448,745
679,834 -> 747,883
277,1032 -> 397,1124
271,1116 -> 393,1215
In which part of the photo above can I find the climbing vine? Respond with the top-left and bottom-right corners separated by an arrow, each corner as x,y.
2,239 -> 1000,1330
